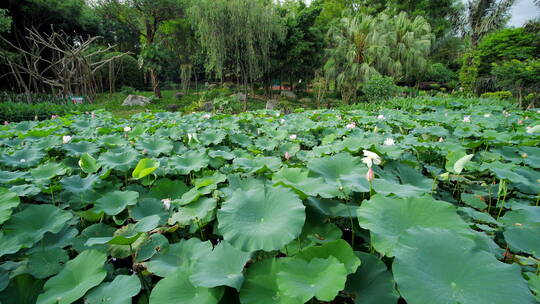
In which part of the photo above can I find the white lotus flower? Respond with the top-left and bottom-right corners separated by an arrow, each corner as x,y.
377,114 -> 385,120
284,152 -> 291,160
20,159 -> 26,163
62,135 -> 72,144
362,150 -> 381,168
203,113 -> 211,119
289,134 -> 297,140
280,119 -> 285,124
384,138 -> 395,146
162,199 -> 171,210
463,116 -> 471,123
124,126 -> 132,132
484,114 -> 491,118
346,122 -> 356,129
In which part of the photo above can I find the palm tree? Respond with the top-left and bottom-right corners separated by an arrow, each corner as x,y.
324,11 -> 433,103
461,0 -> 517,47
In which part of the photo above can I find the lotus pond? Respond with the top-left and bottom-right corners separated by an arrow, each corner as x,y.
0,98 -> 539,303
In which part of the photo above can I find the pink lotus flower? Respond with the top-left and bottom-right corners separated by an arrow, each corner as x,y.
91,112 -> 95,119
463,116 -> 471,122
203,113 -> 211,119
518,120 -> 523,125
142,149 -> 148,154
3,121 -> 8,125
384,138 -> 395,146
284,152 -> 291,160
366,167 -> 375,182
346,122 -> 356,129
377,115 -> 385,120
289,134 -> 297,140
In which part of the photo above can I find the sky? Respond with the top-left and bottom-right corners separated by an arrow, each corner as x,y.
510,0 -> 540,26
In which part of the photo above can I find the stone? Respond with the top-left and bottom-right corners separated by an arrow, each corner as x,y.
175,92 -> 185,100
122,95 -> 151,106
166,104 -> 180,112
266,99 -> 279,110
236,93 -> 247,103
204,101 -> 214,112
280,91 -> 297,101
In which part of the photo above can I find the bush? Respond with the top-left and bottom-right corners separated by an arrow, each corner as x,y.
423,63 -> 457,84
121,86 -> 136,95
480,91 -> 513,100
0,102 -> 94,122
362,76 -> 399,102
491,59 -> 540,99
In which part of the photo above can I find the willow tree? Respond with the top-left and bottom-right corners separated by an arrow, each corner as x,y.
188,0 -> 285,107
324,11 -> 433,103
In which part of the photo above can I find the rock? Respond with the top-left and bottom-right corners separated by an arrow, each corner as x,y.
175,92 -> 185,100
204,101 -> 214,112
166,104 -> 180,112
280,91 -> 297,101
266,99 -> 279,110
236,93 -> 247,103
122,95 -> 151,106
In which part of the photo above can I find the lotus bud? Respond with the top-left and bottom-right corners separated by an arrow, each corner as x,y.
463,116 -> 471,123
377,114 -> 385,120
346,122 -> 356,129
91,112 -> 95,119
284,152 -> 291,160
521,153 -> 527,158
3,121 -> 8,125
62,135 -> 72,144
518,120 -> 523,125
438,137 -> 444,143
34,115 -> 38,121
124,126 -> 132,132
143,149 -> 148,154
203,113 -> 211,119
366,167 -> 375,182
289,134 -> 297,140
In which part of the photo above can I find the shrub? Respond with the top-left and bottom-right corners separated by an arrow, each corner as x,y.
362,76 -> 399,102
0,102 -> 94,122
423,63 -> 457,84
480,91 -> 513,100
121,86 -> 136,95
491,59 -> 540,99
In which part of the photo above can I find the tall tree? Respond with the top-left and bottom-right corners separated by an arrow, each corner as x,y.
324,11 -> 433,103
96,0 -> 184,98
188,0 -> 285,107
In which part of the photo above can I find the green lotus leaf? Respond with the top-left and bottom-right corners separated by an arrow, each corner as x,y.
132,158 -> 159,180
136,234 -> 169,262
0,170 -> 27,184
217,184 -> 305,252
0,274 -> 44,304
27,226 -> 78,254
357,195 -> 471,256
208,150 -> 235,160
146,238 -> 213,277
99,150 -> 138,172
63,141 -> 99,157
392,227 -> 535,304
445,150 -> 468,172
130,198 -> 168,222
199,130 -> 226,146
277,256 -> 347,303
79,153 -> 101,174
0,147 -> 45,168
233,156 -> 282,174
85,215 -> 159,247
453,154 -> 474,174
345,252 -> 399,304
0,188 -> 19,225
307,152 -> 369,195
169,150 -> 209,174
148,178 -> 189,200
36,250 -> 107,304
294,239 -> 360,274
502,208 -> 540,258
169,197 -> 217,227
27,248 -> 69,279
239,258 -> 303,304
0,205 -> 72,257
93,190 -> 139,216
272,167 -> 338,198
72,223 -> 116,253
149,269 -> 224,304
85,275 -> 141,304
305,197 -> 360,218
101,134 -> 127,147
9,184 -> 41,197
527,272 -> 540,302
60,174 -> 100,194
372,162 -> 432,197
190,241 -> 251,290
460,193 -> 488,209
519,146 -> 540,169
29,162 -> 67,182
136,136 -> 173,156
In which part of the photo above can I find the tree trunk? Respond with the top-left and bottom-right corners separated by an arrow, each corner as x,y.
150,69 -> 161,98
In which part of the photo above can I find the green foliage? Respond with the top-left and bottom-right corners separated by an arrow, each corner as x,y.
491,59 -> 540,100
0,8 -> 12,33
0,102 -> 94,122
423,63 -> 457,83
362,76 -> 399,103
477,28 -> 540,75
100,52 -> 144,90
480,91 -> 513,100
459,51 -> 480,95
